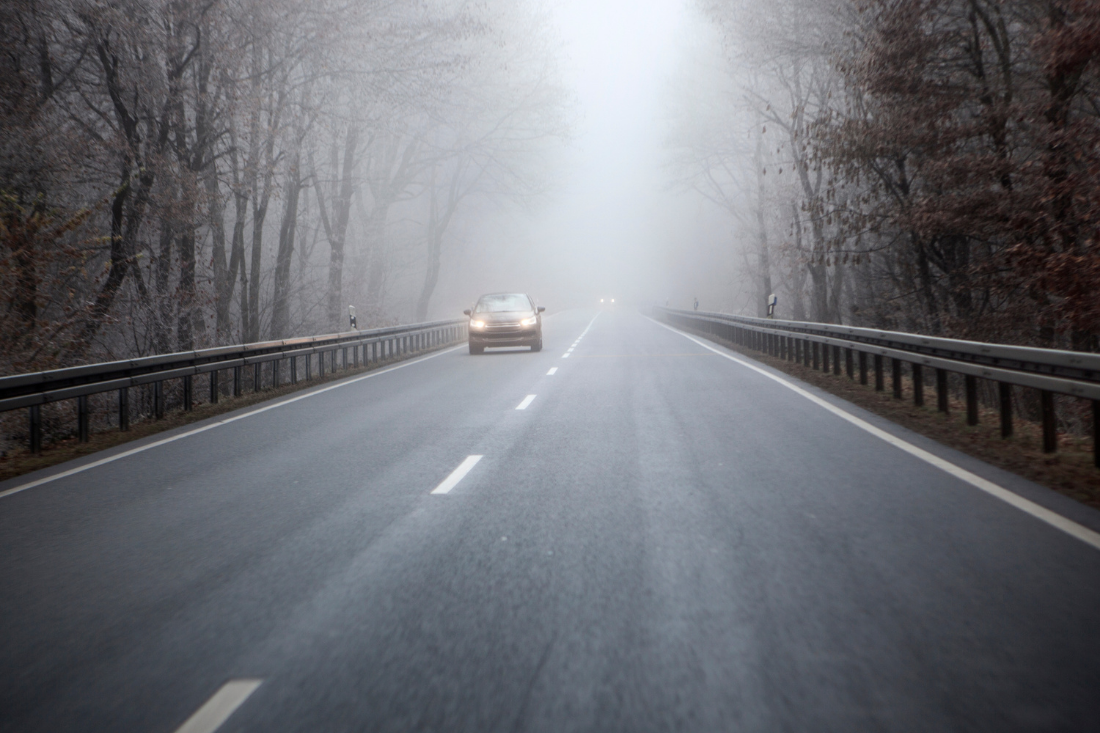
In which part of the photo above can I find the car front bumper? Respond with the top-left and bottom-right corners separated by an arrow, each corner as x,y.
469,324 -> 539,346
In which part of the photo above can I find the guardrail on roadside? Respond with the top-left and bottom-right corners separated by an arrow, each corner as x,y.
1,319 -> 468,453
655,307 -> 1100,468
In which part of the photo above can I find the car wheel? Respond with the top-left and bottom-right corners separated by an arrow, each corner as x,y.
531,338 -> 542,352
469,343 -> 484,355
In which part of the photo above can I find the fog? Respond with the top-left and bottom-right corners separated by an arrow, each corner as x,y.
434,0 -> 733,316
3,0 -> 1097,370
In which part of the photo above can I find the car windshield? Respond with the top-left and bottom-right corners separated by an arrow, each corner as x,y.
474,294 -> 532,313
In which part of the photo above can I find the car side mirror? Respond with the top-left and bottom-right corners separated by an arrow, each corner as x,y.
463,309 -> 471,316
537,306 -> 545,313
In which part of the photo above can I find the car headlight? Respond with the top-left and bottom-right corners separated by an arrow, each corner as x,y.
471,320 -> 486,329
520,316 -> 537,326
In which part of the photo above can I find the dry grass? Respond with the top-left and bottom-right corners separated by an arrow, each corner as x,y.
0,346 -> 452,484
688,328 -> 1100,510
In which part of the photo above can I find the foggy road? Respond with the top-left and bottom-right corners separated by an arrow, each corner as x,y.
2,308 -> 1099,733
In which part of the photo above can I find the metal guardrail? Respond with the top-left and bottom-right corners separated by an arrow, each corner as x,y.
1,318 -> 468,453
656,307 -> 1100,467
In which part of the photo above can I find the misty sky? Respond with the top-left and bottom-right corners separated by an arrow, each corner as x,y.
541,0 -> 688,300
441,0 -> 736,314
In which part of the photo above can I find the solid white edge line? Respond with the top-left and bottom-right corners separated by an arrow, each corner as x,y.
431,455 -> 483,495
173,679 -> 262,733
515,394 -> 537,410
547,368 -> 558,375
0,345 -> 466,501
649,317 -> 1100,552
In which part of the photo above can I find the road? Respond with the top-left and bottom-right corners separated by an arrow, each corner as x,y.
2,308 -> 1099,732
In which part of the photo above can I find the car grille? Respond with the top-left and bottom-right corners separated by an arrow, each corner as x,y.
479,322 -> 529,339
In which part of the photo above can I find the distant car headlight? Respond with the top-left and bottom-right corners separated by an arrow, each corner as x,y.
600,298 -> 604,303
611,299 -> 615,303
471,320 -> 486,329
520,316 -> 537,326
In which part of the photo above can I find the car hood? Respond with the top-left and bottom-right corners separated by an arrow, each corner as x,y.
473,311 -> 534,323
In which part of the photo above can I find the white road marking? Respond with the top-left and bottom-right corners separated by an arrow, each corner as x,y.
172,680 -> 262,733
431,455 -> 483,495
561,353 -> 571,359
516,394 -> 537,410
547,368 -> 558,375
650,317 -> 1100,552
0,345 -> 466,501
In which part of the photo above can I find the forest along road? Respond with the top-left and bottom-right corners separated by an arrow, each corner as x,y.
2,308 -> 1100,733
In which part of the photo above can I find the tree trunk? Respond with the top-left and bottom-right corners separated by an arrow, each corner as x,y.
271,153 -> 302,339
177,227 -> 195,350
754,133 -> 772,317
325,124 -> 359,328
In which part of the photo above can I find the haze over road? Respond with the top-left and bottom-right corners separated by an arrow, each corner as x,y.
2,309 -> 1099,732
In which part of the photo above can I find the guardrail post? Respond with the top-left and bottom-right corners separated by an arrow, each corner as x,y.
875,355 -> 884,391
936,369 -> 948,413
353,345 -> 359,368
1093,401 -> 1099,468
119,387 -> 129,431
318,351 -> 325,378
29,405 -> 41,454
965,375 -> 978,426
859,352 -> 868,385
912,364 -> 924,406
306,354 -> 313,380
273,359 -> 281,389
845,348 -> 853,379
183,375 -> 193,411
154,381 -> 165,418
1041,390 -> 1057,453
233,365 -> 242,396
254,362 -> 262,391
210,370 -> 219,404
812,342 -> 819,370
78,395 -> 90,442
892,359 -> 902,398
291,356 -> 298,384
999,382 -> 1012,437
822,342 -> 829,372
342,347 -> 348,370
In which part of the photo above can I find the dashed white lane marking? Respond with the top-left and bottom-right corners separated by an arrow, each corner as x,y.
431,455 -> 483,495
172,680 -> 262,733
547,368 -> 558,375
650,317 -> 1100,553
559,313 -> 599,361
516,395 -> 537,410
0,345 -> 466,501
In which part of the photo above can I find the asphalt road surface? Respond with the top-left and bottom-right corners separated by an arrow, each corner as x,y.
3,308 -> 1100,733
